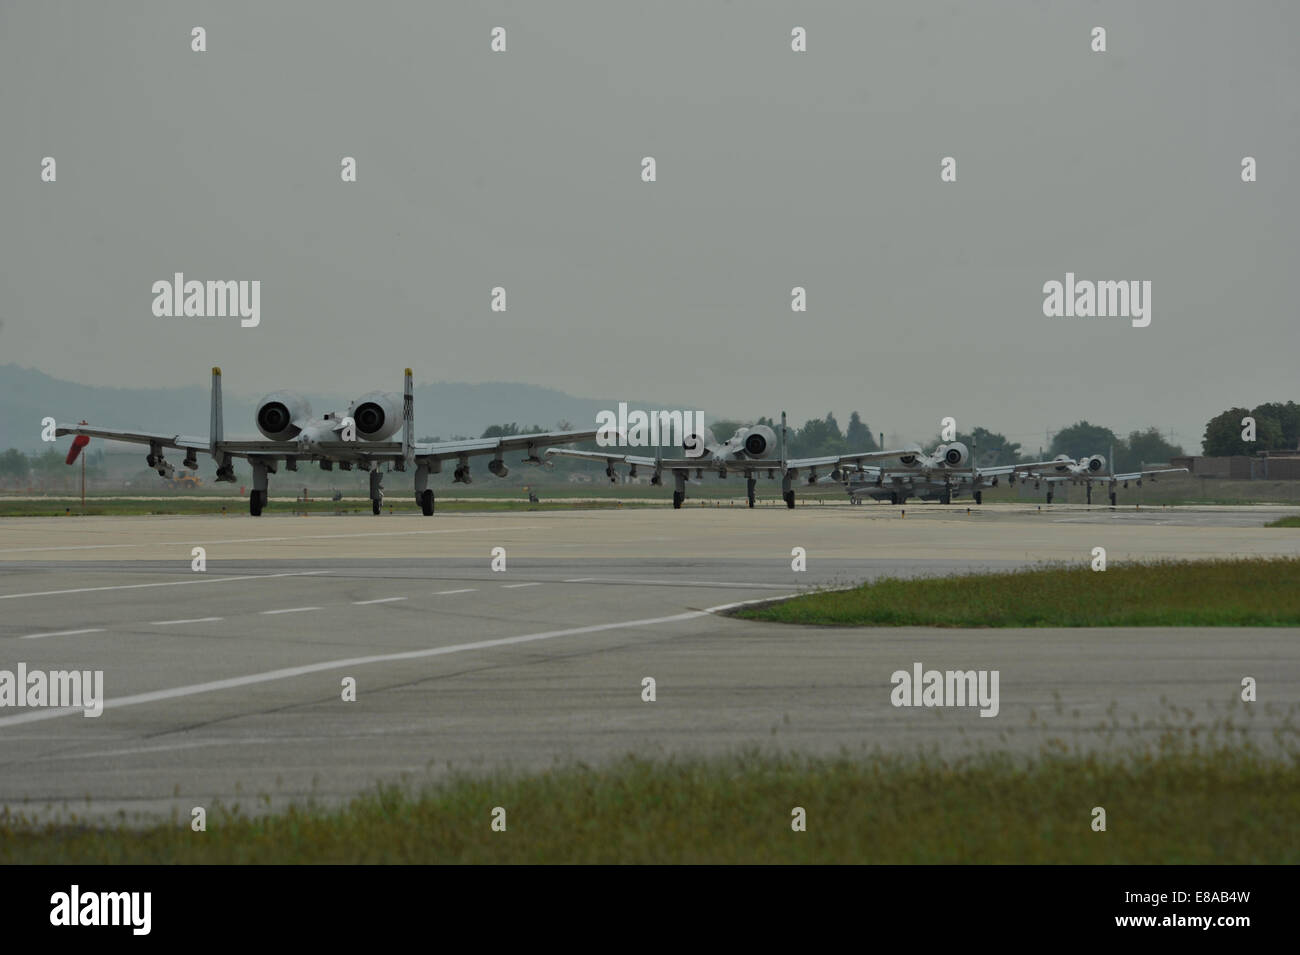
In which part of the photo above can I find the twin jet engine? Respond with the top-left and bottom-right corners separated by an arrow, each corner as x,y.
254,391 -> 404,442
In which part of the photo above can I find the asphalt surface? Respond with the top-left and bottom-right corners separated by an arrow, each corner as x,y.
1,505 -> 1297,820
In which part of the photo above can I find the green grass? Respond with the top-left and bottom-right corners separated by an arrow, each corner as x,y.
1267,515 -> 1300,528
3,742 -> 1296,863
735,558 -> 1300,627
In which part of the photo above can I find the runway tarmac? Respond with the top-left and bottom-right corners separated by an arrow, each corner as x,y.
1,505 -> 1297,820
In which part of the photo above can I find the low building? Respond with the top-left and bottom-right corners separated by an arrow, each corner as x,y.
1172,451 -> 1300,480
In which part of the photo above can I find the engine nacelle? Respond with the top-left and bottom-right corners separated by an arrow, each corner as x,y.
1051,454 -> 1074,472
348,392 -> 403,441
683,427 -> 716,457
741,425 -> 776,457
256,392 -> 312,440
898,444 -> 923,467
1086,454 -> 1106,473
940,442 -> 969,467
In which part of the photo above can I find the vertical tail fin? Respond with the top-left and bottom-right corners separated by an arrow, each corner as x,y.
209,367 -> 224,457
402,368 -> 414,466
779,411 -> 787,468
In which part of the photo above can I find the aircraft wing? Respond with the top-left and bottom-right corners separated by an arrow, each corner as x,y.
54,424 -> 209,454
972,463 -> 1026,477
1022,473 -> 1073,485
787,448 -> 915,470
650,457 -> 768,469
1112,467 -> 1189,482
544,447 -> 662,468
227,428 -> 604,462
414,429 -> 599,460
850,466 -> 933,480
549,447 -> 920,473
1010,460 -> 1094,478
55,424 -> 394,461
54,423 -> 599,465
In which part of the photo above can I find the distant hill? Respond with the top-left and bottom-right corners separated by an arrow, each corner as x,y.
0,364 -> 665,453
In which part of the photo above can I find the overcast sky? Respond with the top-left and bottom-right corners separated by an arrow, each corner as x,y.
2,1 -> 1296,453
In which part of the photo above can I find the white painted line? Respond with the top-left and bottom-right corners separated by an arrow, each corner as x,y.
19,628 -> 105,641
501,582 -> 541,589
0,601 -> 794,728
0,525 -> 544,555
38,739 -> 259,762
0,571 -> 330,602
557,577 -> 792,591
151,617 -> 224,625
352,597 -> 407,605
0,543 -> 138,553
433,588 -> 477,595
259,606 -> 320,615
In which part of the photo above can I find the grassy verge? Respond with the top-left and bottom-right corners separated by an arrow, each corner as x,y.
734,558 -> 1300,627
2,744 -> 1296,863
1266,515 -> 1300,528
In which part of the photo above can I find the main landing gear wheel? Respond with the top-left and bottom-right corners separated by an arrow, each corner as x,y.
939,490 -> 951,505
1046,491 -> 1054,505
419,489 -> 434,516
890,492 -> 899,505
249,490 -> 265,516
672,491 -> 684,509
973,491 -> 983,505
1109,491 -> 1117,506
747,479 -> 756,508
372,498 -> 382,515
784,490 -> 795,509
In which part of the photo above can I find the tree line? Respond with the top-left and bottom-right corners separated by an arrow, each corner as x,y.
1202,402 -> 1299,456
0,447 -> 106,480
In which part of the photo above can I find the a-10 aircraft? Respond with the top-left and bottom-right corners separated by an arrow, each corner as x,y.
1013,455 -> 1189,505
844,441 -> 1060,505
55,368 -> 599,516
845,444 -> 1189,506
546,413 -> 915,508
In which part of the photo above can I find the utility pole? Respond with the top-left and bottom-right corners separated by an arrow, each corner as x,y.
79,419 -> 88,513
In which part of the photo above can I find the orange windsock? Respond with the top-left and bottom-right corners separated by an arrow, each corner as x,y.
65,434 -> 90,465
